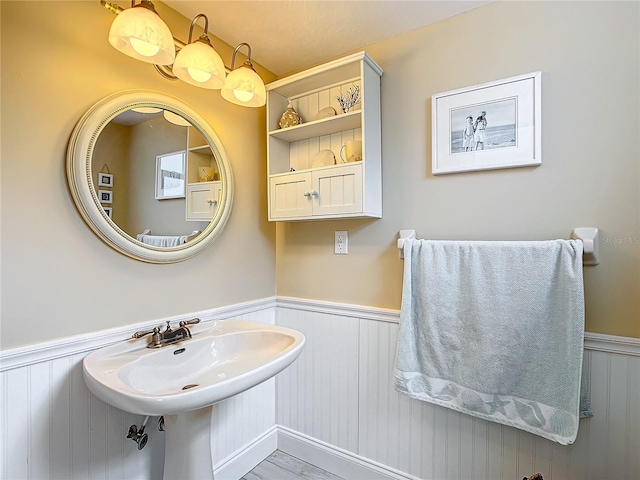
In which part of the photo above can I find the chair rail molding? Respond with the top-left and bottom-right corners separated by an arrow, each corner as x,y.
0,297 -> 277,371
276,296 -> 640,356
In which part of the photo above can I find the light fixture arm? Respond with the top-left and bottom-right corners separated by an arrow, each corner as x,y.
154,64 -> 179,81
101,0 -> 123,14
230,42 -> 255,71
187,13 -> 209,44
133,0 -> 150,10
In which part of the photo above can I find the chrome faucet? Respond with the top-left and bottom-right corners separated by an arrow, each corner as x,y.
132,318 -> 200,348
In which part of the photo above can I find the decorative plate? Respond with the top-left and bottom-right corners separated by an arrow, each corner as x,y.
311,149 -> 336,168
314,107 -> 337,121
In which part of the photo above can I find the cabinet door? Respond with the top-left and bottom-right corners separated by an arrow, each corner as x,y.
186,182 -> 220,221
269,173 -> 313,219
311,164 -> 363,216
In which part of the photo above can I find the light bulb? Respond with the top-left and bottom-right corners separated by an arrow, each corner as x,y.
187,67 -> 212,83
129,37 -> 160,57
233,89 -> 254,102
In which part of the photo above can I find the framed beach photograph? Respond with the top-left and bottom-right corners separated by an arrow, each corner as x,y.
432,71 -> 541,175
97,172 -> 113,187
98,190 -> 113,204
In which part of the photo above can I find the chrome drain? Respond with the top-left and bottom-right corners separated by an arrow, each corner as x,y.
182,384 -> 199,390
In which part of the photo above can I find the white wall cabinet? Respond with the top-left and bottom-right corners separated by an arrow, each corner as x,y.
185,127 -> 220,221
266,52 -> 382,221
185,181 -> 221,221
269,163 -> 363,220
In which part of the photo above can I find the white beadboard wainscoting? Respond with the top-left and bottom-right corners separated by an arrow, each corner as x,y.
0,299 -> 278,480
275,297 -> 640,480
2,296 -> 639,480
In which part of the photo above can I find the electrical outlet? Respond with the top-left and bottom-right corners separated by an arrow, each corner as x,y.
335,230 -> 348,254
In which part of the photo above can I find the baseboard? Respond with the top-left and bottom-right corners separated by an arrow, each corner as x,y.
276,426 -> 420,480
214,425 -> 278,480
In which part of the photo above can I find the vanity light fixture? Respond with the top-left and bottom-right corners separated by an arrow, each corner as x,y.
131,107 -> 162,114
221,43 -> 267,108
107,0 -> 175,65
172,14 -> 226,89
101,1 -> 266,107
163,110 -> 191,126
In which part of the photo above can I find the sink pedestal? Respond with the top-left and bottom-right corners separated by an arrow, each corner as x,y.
163,406 -> 215,480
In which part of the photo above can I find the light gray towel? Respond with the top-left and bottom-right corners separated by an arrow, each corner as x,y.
394,239 -> 586,445
136,234 -> 188,247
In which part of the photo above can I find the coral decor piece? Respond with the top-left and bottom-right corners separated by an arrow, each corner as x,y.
336,84 -> 361,113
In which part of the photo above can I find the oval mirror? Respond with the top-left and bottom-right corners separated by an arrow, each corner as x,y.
66,90 -> 234,263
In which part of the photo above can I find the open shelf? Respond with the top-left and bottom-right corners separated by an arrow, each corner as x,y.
268,111 -> 361,142
270,159 -> 357,177
189,144 -> 211,154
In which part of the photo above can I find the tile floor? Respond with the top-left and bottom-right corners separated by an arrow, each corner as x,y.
242,450 -> 344,480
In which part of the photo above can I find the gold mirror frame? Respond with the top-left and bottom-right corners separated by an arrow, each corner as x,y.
66,90 -> 234,263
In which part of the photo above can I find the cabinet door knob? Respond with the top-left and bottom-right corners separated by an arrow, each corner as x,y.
310,190 -> 318,197
303,191 -> 311,197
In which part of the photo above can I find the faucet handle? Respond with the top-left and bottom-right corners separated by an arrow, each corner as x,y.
131,326 -> 161,339
164,320 -> 173,332
179,318 -> 201,328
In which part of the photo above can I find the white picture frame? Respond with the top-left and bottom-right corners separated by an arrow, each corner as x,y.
102,206 -> 113,218
97,173 -> 113,187
98,190 -> 113,204
432,71 -> 541,175
155,151 -> 186,200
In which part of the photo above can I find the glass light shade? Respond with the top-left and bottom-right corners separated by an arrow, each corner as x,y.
131,107 -> 162,114
108,6 -> 175,65
221,66 -> 266,107
173,42 -> 226,89
163,110 -> 191,126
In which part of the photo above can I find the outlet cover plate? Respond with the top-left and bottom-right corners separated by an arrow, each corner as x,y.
335,230 -> 348,254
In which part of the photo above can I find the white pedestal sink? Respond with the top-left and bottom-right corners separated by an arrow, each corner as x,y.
83,320 -> 305,479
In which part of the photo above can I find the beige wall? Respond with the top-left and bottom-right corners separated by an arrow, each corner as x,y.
92,122 -> 130,229
0,1 -> 277,349
125,116 -> 206,237
276,1 -> 640,338
2,1 -> 638,349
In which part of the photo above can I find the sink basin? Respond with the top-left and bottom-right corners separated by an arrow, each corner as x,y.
83,320 -> 305,416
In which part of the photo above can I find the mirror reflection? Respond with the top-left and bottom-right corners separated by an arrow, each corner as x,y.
92,108 -> 221,247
